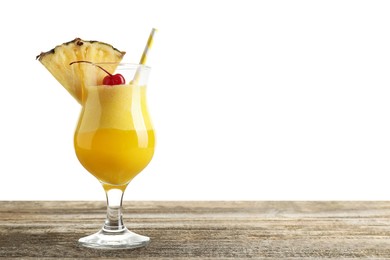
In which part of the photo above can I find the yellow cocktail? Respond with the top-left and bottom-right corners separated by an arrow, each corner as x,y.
73,63 -> 154,249
37,30 -> 157,249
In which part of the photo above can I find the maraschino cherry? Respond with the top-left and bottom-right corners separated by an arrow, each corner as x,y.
69,61 -> 125,86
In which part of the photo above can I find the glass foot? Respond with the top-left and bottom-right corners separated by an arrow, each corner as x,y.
78,228 -> 150,249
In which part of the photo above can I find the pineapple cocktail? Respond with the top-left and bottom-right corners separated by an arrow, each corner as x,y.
37,33 -> 156,249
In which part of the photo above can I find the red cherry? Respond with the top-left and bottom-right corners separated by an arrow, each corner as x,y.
69,61 -> 126,86
103,74 -> 126,86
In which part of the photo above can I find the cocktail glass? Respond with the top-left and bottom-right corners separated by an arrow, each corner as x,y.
74,63 -> 154,249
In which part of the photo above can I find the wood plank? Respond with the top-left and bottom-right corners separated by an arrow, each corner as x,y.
1,201 -> 390,259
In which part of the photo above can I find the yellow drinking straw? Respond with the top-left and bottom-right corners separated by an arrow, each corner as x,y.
133,28 -> 157,84
140,28 -> 157,65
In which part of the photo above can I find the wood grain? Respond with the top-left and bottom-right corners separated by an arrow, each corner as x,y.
1,201 -> 390,259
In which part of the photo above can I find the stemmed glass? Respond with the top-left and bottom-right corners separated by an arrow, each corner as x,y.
74,63 -> 154,249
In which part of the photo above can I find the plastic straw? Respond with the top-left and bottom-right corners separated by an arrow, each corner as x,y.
132,28 -> 157,84
140,28 -> 157,65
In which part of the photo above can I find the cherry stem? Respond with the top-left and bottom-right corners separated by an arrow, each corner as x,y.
69,61 -> 113,76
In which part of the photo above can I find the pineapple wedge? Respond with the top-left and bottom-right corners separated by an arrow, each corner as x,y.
37,38 -> 126,104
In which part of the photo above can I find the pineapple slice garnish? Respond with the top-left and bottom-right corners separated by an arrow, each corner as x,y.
37,38 -> 126,104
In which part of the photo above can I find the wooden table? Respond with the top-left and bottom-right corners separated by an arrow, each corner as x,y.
1,201 -> 390,259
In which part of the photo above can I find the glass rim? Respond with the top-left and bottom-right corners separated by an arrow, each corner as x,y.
93,62 -> 151,70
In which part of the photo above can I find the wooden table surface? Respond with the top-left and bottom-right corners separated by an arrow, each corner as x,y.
1,201 -> 390,259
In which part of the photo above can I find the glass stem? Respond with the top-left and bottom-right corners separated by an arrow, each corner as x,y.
103,188 -> 126,232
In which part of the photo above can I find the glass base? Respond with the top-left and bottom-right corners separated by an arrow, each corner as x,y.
78,228 -> 150,249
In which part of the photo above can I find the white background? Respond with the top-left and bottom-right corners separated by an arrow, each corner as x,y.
1,0 -> 390,200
